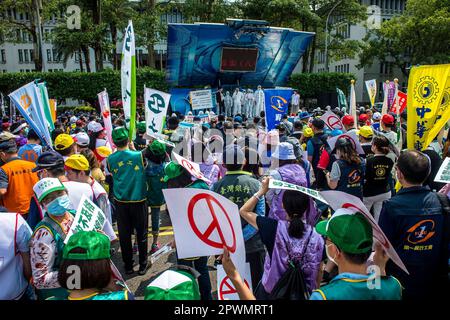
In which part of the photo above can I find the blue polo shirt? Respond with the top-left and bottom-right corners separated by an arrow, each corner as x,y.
379,186 -> 446,299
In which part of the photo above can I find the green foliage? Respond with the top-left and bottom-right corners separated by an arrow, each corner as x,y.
0,67 -> 167,101
181,0 -> 241,23
358,0 -> 450,76
288,72 -> 356,97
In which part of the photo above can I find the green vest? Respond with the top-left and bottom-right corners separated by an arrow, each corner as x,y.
107,149 -> 147,202
314,274 -> 402,300
33,215 -> 70,301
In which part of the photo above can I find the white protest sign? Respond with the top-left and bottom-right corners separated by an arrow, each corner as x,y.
217,263 -> 252,300
144,87 -> 171,135
150,243 -> 174,265
327,130 -> 364,155
190,89 -> 214,110
98,89 -> 114,148
172,151 -> 211,184
434,157 -> 450,184
320,190 -> 409,274
269,179 -> 329,205
163,188 -> 246,263
320,110 -> 345,131
64,194 -> 107,244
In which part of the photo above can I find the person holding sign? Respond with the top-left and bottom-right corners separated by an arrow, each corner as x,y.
57,231 -> 133,300
163,161 -> 212,300
310,209 -> 402,300
239,177 -> 324,299
107,127 -> 149,276
30,178 -> 75,300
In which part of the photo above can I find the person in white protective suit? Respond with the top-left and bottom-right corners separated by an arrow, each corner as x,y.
255,85 -> 265,117
224,91 -> 233,117
244,89 -> 256,118
232,88 -> 244,115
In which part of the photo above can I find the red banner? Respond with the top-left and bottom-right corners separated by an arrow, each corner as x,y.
390,91 -> 407,114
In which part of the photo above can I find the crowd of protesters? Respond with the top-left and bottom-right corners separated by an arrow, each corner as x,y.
0,102 -> 449,301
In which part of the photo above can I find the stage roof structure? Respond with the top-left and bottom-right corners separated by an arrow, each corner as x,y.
166,19 -> 315,88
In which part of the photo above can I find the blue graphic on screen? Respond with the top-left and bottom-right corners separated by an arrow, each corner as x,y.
167,22 -> 314,88
169,88 -> 218,115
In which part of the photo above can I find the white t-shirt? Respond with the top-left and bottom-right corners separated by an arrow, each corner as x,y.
0,213 -> 32,300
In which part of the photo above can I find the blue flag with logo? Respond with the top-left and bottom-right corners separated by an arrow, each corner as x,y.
264,88 -> 293,131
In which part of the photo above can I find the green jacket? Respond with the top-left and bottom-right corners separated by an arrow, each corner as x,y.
107,149 -> 147,202
311,272 -> 402,300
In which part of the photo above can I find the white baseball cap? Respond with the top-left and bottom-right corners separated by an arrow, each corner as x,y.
73,132 -> 90,147
70,116 -> 78,123
372,112 -> 382,121
88,121 -> 104,133
33,178 -> 66,203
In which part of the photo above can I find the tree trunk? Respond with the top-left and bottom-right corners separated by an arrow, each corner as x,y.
302,47 -> 310,73
110,24 -> 119,70
78,50 -> 84,72
92,0 -> 103,71
309,27 -> 318,73
30,2 -> 42,71
82,46 -> 91,72
147,43 -> 155,69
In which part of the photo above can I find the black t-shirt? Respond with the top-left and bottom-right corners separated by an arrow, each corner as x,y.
361,144 -> 374,159
256,216 -> 278,257
363,154 -> 394,197
422,148 -> 446,191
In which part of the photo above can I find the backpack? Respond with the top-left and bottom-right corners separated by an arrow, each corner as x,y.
268,230 -> 312,300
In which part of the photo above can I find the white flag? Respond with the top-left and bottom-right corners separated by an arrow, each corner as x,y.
144,87 -> 171,136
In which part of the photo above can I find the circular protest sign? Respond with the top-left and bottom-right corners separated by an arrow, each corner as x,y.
187,193 -> 237,253
219,276 -> 250,300
181,159 -> 203,179
327,115 -> 343,130
339,134 -> 357,150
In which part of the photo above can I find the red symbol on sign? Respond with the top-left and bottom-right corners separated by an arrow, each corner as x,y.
181,159 -> 203,179
187,193 -> 236,252
339,134 -> 357,150
327,116 -> 343,130
342,202 -> 389,248
219,276 -> 250,300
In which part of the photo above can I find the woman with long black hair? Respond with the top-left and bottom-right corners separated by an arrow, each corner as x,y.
239,177 -> 324,299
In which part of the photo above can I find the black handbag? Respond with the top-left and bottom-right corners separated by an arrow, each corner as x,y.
268,229 -> 313,300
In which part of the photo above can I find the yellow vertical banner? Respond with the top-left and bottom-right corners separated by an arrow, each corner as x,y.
49,99 -> 57,123
406,64 -> 450,150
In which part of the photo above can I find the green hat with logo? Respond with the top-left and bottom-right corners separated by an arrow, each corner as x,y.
315,208 -> 373,254
63,231 -> 111,260
137,121 -> 146,134
163,161 -> 184,182
112,127 -> 129,144
144,269 -> 200,300
148,140 -> 166,156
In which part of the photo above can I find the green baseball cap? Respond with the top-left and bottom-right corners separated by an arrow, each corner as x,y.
137,121 -> 146,133
144,269 -> 200,300
163,161 -> 184,182
315,208 -> 373,254
112,127 -> 129,144
63,231 -> 111,260
148,140 -> 166,156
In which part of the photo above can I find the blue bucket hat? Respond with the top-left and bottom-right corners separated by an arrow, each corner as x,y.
272,142 -> 296,160
299,111 -> 312,120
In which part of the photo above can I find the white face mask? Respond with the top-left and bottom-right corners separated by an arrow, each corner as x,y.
326,244 -> 339,266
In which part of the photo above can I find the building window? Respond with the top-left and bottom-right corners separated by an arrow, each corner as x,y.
1,49 -> 5,63
52,49 -> 58,62
24,49 -> 29,62
18,49 -> 23,63
30,49 -> 34,61
47,49 -> 52,62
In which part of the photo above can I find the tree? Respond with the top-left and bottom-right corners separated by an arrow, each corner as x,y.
358,0 -> 450,77
181,0 -> 241,23
0,0 -> 57,71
